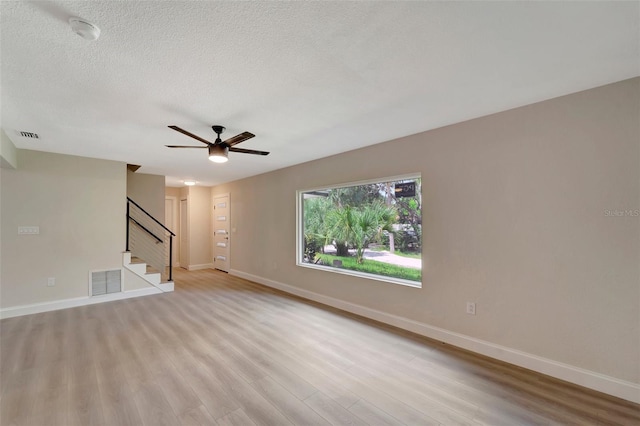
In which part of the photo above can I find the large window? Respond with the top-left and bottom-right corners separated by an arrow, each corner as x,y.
297,174 -> 422,287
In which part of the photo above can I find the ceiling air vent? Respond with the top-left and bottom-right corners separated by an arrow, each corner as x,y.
19,131 -> 39,139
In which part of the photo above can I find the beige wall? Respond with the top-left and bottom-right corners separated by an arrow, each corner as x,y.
165,187 -> 181,198
127,170 -> 165,223
213,78 -> 639,385
1,150 -> 127,308
0,130 -> 18,169
0,131 -> 18,299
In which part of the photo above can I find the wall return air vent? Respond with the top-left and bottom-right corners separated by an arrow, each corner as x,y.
90,269 -> 122,296
18,131 -> 39,139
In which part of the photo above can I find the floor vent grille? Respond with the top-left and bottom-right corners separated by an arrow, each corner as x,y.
90,269 -> 122,296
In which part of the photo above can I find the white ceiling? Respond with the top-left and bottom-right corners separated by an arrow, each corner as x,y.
1,1 -> 638,187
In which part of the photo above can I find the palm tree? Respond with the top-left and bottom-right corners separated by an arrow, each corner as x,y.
326,205 -> 353,257
327,201 -> 396,264
355,201 -> 396,263
303,196 -> 332,260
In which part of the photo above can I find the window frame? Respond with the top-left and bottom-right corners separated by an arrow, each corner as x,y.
296,173 -> 422,289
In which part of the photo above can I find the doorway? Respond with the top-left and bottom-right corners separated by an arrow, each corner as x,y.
213,194 -> 230,272
179,199 -> 188,269
165,196 -> 178,267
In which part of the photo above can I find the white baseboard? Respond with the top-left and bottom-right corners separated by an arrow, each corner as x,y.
188,263 -> 215,271
0,287 -> 162,319
229,269 -> 640,404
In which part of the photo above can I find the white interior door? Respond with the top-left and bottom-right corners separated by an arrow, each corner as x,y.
179,199 -> 188,269
213,194 -> 230,272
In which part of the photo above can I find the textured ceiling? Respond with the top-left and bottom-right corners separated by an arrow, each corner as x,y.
1,1 -> 638,186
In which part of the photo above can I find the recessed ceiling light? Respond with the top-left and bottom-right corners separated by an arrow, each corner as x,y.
69,17 -> 101,41
184,180 -> 196,186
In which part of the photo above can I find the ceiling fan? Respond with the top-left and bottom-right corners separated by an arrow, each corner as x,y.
166,125 -> 269,163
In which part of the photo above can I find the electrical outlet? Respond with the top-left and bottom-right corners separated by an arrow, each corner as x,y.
47,277 -> 55,287
466,302 -> 476,315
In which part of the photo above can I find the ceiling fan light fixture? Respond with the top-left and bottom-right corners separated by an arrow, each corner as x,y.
209,144 -> 229,163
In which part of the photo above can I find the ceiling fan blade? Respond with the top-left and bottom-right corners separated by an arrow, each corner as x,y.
165,145 -> 208,148
224,131 -> 255,146
168,125 -> 212,145
229,147 -> 270,156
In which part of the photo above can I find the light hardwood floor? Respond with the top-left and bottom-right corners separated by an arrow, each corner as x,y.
1,268 -> 638,425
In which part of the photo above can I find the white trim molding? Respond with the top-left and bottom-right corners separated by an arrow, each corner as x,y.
229,269 -> 640,404
188,263 -> 215,271
0,287 -> 162,319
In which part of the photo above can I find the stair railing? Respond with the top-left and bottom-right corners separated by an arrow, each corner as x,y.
126,197 -> 176,282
